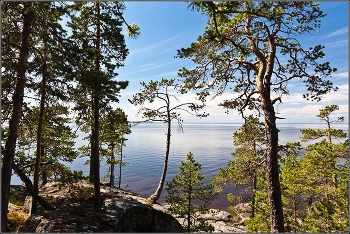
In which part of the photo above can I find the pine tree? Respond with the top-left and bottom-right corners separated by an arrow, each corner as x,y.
213,115 -> 265,219
177,2 -> 337,231
166,152 -> 217,232
129,78 -> 207,202
1,1 -> 80,222
16,105 -> 78,180
1,2 -> 35,230
244,169 -> 270,232
67,1 -> 138,210
100,108 -> 131,188
280,105 -> 348,232
279,142 -> 307,231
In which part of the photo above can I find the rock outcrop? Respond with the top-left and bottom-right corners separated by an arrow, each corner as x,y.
163,204 -> 247,233
20,180 -> 184,232
15,181 -> 251,232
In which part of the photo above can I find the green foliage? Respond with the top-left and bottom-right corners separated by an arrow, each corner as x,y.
178,2 -> 337,111
178,4 -> 337,231
129,78 -> 207,124
213,115 -> 265,221
166,152 -> 217,232
279,142 -> 310,231
63,170 -> 88,184
126,23 -> 141,39
71,187 -> 94,201
304,198 -> 348,232
7,212 -> 26,232
192,218 -> 215,232
278,105 -> 348,232
244,170 -> 270,232
9,187 -> 30,207
145,199 -> 154,207
15,104 -> 78,184
100,108 -> 131,186
301,105 -> 346,142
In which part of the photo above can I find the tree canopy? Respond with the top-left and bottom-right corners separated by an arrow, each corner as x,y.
176,2 -> 338,232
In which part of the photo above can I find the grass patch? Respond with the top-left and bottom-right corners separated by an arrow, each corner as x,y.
7,212 -> 26,231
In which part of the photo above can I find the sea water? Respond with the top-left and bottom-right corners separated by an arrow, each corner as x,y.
10,122 -> 348,212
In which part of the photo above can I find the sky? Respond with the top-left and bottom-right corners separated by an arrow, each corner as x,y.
114,1 -> 349,124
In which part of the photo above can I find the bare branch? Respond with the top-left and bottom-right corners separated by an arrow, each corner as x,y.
238,90 -> 259,112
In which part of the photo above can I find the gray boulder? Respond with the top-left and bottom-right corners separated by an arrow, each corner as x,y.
201,209 -> 232,221
20,180 -> 184,233
22,196 -> 32,214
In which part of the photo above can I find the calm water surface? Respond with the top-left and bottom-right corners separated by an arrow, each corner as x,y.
11,122 -> 348,212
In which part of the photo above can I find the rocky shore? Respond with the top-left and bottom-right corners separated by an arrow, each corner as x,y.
8,181 -> 249,232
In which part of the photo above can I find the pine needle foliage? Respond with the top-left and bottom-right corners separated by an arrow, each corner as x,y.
166,152 -> 217,232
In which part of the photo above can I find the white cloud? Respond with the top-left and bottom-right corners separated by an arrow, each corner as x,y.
280,104 -> 323,116
279,104 -> 348,122
277,83 -> 348,105
324,39 -> 348,48
323,27 -> 348,38
332,72 -> 348,79
129,60 -> 180,75
127,35 -> 182,58
152,71 -> 178,79
119,81 -> 348,124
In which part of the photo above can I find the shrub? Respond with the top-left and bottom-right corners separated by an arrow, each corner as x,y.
7,212 -> 26,231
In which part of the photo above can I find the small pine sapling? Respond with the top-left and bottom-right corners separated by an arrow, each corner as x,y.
166,152 -> 217,232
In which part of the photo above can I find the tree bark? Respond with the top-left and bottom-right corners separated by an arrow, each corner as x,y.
110,146 -> 115,187
41,145 -> 48,185
32,40 -> 48,214
93,1 -> 101,211
12,163 -> 55,211
261,97 -> 285,232
247,15 -> 284,231
251,175 -> 257,218
90,128 -> 95,182
148,106 -> 171,202
118,139 -> 123,188
1,3 -> 33,231
93,96 -> 101,210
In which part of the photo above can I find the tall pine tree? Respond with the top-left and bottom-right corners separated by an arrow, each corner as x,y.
67,1 -> 138,210
177,2 -> 337,231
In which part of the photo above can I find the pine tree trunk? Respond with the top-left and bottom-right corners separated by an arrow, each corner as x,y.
118,139 -> 123,189
249,15 -> 284,230
93,96 -> 100,210
41,146 -> 48,185
93,1 -> 101,211
110,147 -> 115,187
32,41 -> 48,214
90,129 -> 95,182
12,163 -> 55,211
252,175 -> 257,218
1,3 -> 33,231
261,97 -> 285,232
149,108 -> 171,202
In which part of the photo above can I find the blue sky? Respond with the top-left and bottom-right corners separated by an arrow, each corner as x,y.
115,1 -> 348,124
